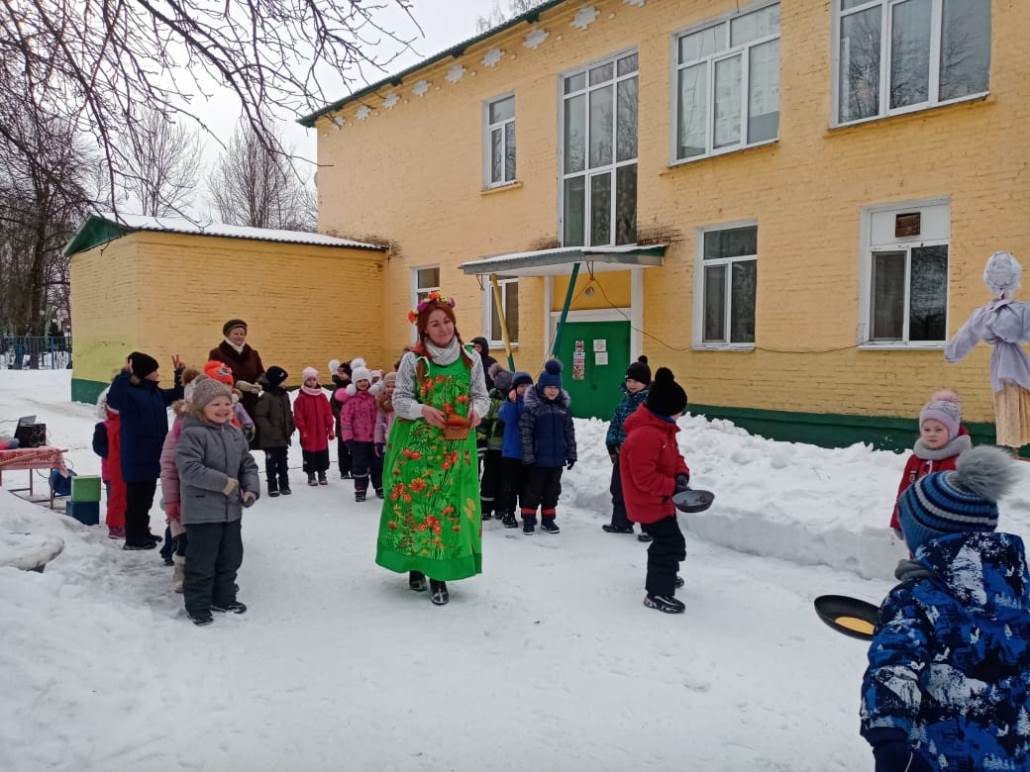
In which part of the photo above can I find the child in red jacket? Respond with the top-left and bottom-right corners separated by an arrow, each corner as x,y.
620,367 -> 691,614
93,388 -> 126,540
294,367 -> 335,486
889,390 -> 970,538
341,365 -> 381,502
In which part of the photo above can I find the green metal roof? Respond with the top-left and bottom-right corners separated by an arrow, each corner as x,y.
297,0 -> 569,128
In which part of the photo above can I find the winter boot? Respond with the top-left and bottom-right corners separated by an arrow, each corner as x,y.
268,478 -> 279,498
375,488 -> 385,500
173,554 -> 185,593
268,489 -> 281,498
307,472 -> 318,487
637,532 -> 653,543
540,517 -> 560,534
280,485 -> 292,496
355,490 -> 367,503
644,594 -> 685,614
481,500 -> 493,520
188,610 -> 214,626
602,524 -> 634,534
318,471 -> 328,486
107,526 -> 124,540
501,512 -> 518,529
123,540 -> 157,551
522,514 -> 536,535
409,571 -> 427,592
211,600 -> 247,614
675,575 -> 685,589
429,579 -> 449,606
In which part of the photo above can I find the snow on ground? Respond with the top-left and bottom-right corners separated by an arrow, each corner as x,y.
1,370 -> 1028,771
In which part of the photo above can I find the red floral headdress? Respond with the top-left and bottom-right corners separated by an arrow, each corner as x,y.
407,290 -> 456,325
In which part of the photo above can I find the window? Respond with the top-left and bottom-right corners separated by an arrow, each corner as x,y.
674,3 -> 780,162
835,0 -> 990,125
862,201 -> 949,345
561,52 -> 638,247
485,278 -> 519,346
698,225 -> 757,346
413,266 -> 440,305
485,95 -> 516,187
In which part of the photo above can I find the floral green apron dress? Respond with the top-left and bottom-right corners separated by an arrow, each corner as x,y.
375,353 -> 483,580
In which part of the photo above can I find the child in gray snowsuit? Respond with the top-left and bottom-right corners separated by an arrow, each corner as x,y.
176,378 -> 260,626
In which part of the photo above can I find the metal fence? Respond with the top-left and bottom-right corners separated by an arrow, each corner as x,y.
0,336 -> 72,370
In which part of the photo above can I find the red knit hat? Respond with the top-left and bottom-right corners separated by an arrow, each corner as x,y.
203,360 -> 235,386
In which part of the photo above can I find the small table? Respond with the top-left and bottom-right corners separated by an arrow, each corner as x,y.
0,447 -> 69,508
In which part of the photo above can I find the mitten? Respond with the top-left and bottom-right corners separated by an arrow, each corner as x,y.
607,445 -> 618,463
222,477 -> 239,495
867,729 -> 933,772
235,380 -> 260,394
675,473 -> 691,492
241,491 -> 257,508
566,459 -> 576,470
242,425 -> 256,443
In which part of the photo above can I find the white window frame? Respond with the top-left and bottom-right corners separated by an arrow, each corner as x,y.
693,221 -> 758,351
832,0 -> 991,128
857,198 -> 950,349
558,48 -> 639,248
669,0 -> 780,165
483,92 -> 516,188
482,277 -> 519,347
410,265 -> 441,341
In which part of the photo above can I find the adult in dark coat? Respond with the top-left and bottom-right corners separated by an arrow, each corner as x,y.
471,337 -> 497,390
106,351 -> 184,549
208,319 -> 265,430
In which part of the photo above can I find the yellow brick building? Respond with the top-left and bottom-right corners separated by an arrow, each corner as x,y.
68,214 -> 386,403
302,0 -> 1028,451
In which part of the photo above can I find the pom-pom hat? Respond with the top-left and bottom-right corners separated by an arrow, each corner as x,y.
919,390 -> 961,441
493,369 -> 514,394
646,367 -> 688,417
537,359 -> 563,390
626,355 -> 651,386
352,366 -> 372,384
203,360 -> 235,386
898,446 -> 1017,555
512,371 -> 533,389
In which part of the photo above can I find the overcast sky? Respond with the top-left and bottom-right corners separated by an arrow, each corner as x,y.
192,0 -> 498,204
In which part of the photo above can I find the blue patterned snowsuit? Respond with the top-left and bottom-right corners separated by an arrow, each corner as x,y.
860,532 -> 1030,771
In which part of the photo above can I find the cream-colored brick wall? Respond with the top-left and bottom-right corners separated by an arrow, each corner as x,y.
317,0 -> 1029,423
70,237 -> 142,383
73,232 -> 385,388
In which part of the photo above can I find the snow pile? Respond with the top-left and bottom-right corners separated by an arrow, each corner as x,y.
564,414 -> 1030,580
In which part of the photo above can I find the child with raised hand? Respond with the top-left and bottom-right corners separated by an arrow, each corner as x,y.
341,364 -> 380,501
620,367 -> 691,614
175,378 -> 260,626
253,366 -> 294,497
293,367 -> 334,486
603,355 -> 651,540
496,371 -> 533,529
861,446 -> 1028,771
518,360 -> 576,535
888,390 -> 970,537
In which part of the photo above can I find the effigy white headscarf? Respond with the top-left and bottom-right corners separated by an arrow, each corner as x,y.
983,251 -> 1022,299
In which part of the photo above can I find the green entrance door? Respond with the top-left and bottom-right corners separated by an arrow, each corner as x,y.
553,320 -> 630,419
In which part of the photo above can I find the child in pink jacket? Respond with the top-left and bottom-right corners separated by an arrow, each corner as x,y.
159,369 -> 201,592
340,365 -> 380,502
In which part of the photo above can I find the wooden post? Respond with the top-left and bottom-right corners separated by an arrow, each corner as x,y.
551,262 -> 580,358
489,273 -> 516,370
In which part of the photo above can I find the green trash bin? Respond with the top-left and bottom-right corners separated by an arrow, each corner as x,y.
71,475 -> 102,503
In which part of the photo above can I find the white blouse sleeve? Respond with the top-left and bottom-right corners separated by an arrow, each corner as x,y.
391,352 -> 425,421
468,354 -> 490,418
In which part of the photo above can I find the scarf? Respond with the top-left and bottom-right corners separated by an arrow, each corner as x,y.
913,433 -> 972,461
425,337 -> 462,366
301,384 -> 323,397
223,338 -> 246,355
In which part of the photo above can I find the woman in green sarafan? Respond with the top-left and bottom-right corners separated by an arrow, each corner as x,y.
375,291 -> 490,606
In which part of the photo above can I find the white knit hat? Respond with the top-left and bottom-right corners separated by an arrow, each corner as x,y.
984,251 -> 1022,299
352,366 -> 372,384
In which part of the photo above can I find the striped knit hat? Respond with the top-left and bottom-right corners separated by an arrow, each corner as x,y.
898,446 -> 1017,555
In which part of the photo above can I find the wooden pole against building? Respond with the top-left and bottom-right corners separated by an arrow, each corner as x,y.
489,273 -> 516,370
550,262 -> 580,358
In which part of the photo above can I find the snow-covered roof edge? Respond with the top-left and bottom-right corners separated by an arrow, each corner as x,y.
64,213 -> 387,257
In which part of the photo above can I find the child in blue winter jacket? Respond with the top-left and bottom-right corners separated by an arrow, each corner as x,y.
518,360 -> 577,535
861,446 -> 1029,772
497,371 -> 533,529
